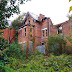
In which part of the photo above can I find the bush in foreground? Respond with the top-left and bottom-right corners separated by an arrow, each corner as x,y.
0,54 -> 72,72
46,35 -> 66,55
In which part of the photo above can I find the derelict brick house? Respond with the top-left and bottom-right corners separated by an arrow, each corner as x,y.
18,12 -> 57,50
1,12 -> 72,52
18,12 -> 72,51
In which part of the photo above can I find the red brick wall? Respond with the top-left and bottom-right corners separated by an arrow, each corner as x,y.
18,14 -> 54,47
54,20 -> 72,46
18,13 -> 72,51
1,28 -> 16,43
10,28 -> 16,43
1,28 -> 9,40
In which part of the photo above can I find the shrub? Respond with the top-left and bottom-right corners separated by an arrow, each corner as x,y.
46,35 -> 66,55
65,35 -> 72,54
6,41 -> 22,58
65,46 -> 72,54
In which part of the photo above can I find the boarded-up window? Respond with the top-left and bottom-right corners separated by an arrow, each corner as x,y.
23,43 -> 26,50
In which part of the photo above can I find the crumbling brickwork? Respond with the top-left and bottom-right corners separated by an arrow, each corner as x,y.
18,12 -> 72,50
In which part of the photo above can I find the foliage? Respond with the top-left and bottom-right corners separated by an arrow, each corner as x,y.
0,54 -> 72,72
0,1 -> 30,71
0,0 -> 30,50
69,15 -> 72,19
65,35 -> 72,54
12,13 -> 26,42
6,41 -> 22,58
0,0 -> 30,29
46,35 -> 66,55
12,13 -> 26,32
69,0 -> 72,12
0,0 -> 30,59
66,36 -> 72,44
0,37 -> 8,50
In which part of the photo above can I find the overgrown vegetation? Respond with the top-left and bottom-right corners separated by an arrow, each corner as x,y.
46,35 -> 66,55
0,0 -> 72,72
0,52 -> 72,72
6,42 -> 22,58
0,35 -> 72,72
12,13 -> 26,32
0,1 -> 29,71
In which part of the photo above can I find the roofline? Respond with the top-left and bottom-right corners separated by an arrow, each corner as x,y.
54,20 -> 69,27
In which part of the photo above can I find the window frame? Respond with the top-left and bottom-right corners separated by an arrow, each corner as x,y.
42,30 -> 44,37
42,28 -> 47,37
57,26 -> 62,34
45,29 -> 47,37
24,27 -> 26,37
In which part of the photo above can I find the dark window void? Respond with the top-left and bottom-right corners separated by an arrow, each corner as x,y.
29,20 -> 30,23
58,26 -> 62,34
42,30 -> 44,37
24,28 -> 26,36
42,43 -> 44,45
46,29 -> 47,36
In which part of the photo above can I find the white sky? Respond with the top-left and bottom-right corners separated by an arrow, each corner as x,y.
8,0 -> 72,25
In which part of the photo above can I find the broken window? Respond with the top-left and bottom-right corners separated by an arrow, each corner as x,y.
24,28 -> 26,36
42,30 -> 44,37
45,29 -> 47,36
30,28 -> 32,37
57,26 -> 62,34
28,19 -> 30,23
42,43 -> 44,45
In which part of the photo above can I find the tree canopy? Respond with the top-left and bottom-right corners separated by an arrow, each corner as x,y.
12,13 -> 26,32
0,0 -> 30,50
0,0 -> 29,29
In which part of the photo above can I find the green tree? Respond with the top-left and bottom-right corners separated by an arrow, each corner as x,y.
0,0 -> 30,59
0,0 -> 29,29
0,0 -> 30,68
11,13 -> 26,42
12,13 -> 26,32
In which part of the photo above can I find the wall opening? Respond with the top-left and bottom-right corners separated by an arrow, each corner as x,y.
57,26 -> 62,34
24,28 -> 26,36
42,43 -> 44,45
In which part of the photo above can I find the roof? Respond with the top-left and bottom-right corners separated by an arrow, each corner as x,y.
20,12 -> 50,29
54,20 -> 69,27
29,12 -> 39,20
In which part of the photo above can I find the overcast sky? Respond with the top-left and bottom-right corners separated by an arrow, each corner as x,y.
8,0 -> 72,25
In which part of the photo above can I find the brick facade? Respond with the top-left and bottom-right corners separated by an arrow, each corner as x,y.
1,28 -> 16,44
1,12 -> 72,49
18,12 -> 72,51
